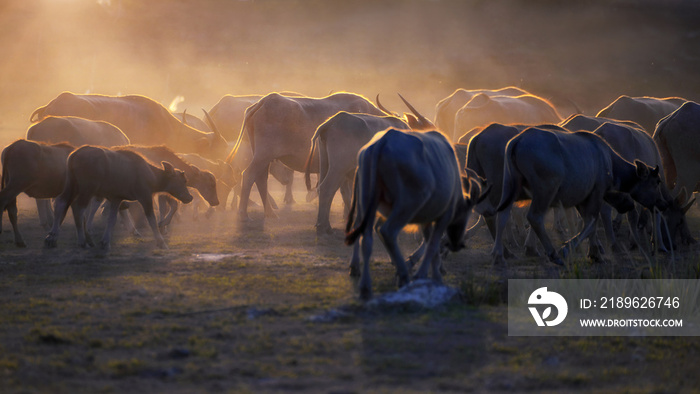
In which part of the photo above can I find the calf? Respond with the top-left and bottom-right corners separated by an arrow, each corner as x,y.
345,128 -> 482,299
178,153 -> 237,213
0,140 -> 74,247
26,115 -> 131,228
121,146 -> 218,229
493,127 -> 667,266
44,146 -> 193,251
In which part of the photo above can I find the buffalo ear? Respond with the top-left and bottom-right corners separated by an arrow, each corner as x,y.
404,113 -> 419,128
635,160 -> 650,178
161,161 -> 175,174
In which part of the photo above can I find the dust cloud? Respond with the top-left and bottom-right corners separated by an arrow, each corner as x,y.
1,0 -> 698,141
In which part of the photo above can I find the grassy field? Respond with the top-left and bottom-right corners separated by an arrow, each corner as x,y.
0,179 -> 699,393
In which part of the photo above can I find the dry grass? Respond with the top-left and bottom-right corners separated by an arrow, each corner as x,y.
0,178 -> 698,393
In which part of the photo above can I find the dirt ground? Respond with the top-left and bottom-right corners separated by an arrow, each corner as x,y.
0,177 -> 699,393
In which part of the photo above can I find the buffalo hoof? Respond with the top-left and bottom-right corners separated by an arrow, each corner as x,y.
44,235 -> 58,248
397,274 -> 410,288
99,240 -> 111,252
503,247 -> 516,260
315,224 -> 333,236
15,240 -> 26,248
359,286 -> 372,301
349,265 -> 360,278
264,210 -> 278,220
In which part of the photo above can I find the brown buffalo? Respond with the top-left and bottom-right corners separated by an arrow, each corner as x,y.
454,94 -> 562,140
44,146 -> 193,252
345,128 -> 484,299
434,87 -> 529,141
493,127 -> 667,266
26,115 -> 132,228
208,93 -> 303,208
596,95 -> 686,134
120,146 -> 219,229
227,92 -> 385,221
27,115 -> 130,147
178,152 -> 237,213
30,92 -> 228,159
0,140 -> 74,247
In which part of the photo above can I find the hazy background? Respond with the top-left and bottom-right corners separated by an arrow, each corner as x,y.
1,0 -> 699,142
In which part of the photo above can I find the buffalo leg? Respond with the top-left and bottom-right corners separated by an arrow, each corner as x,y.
36,199 -> 53,230
140,197 -> 167,249
44,193 -> 75,248
0,184 -> 25,246
349,242 -> 361,277
254,163 -> 277,219
71,200 -> 89,248
526,195 -> 562,266
315,165 -> 346,234
6,198 -> 25,247
359,225 -> 374,300
99,199 -> 122,252
413,214 -> 451,283
491,206 -> 513,265
377,207 -> 417,288
157,194 -> 180,231
599,204 -> 620,253
239,158 -> 276,220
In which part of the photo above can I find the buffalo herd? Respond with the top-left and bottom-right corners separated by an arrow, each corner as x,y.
1,89 -> 698,299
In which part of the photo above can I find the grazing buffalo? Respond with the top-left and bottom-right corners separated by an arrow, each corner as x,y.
208,93 -> 300,208
30,92 -> 228,159
454,94 -> 562,140
306,113 -> 410,234
0,140 -> 74,247
26,116 -> 130,147
207,92 -> 305,140
26,116 -> 132,228
596,95 -> 686,134
493,127 -> 668,266
345,128 -> 483,299
227,92 -> 385,221
305,94 -> 435,234
653,102 -> 700,246
591,122 -> 671,250
559,113 -> 644,133
120,146 -> 219,229
45,146 -> 193,251
465,123 -> 568,257
654,101 -> 700,196
178,153 -> 237,212
434,87 -> 529,141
